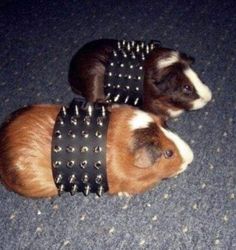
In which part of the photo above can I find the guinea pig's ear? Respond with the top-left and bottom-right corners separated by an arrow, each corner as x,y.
180,53 -> 195,65
131,123 -> 162,168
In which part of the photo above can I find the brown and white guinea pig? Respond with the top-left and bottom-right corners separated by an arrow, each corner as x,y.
0,104 -> 193,198
68,39 -> 212,118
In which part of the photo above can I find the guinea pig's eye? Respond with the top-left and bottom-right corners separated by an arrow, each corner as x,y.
182,84 -> 193,95
163,149 -> 174,159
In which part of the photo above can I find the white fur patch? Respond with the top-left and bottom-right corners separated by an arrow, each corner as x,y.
158,52 -> 179,69
168,109 -> 184,117
160,127 -> 194,173
184,68 -> 212,110
129,110 -> 154,130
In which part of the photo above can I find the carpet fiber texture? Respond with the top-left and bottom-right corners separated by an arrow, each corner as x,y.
0,0 -> 235,249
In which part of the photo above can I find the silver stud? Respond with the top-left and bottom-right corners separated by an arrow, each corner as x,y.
74,105 -> 79,116
62,106 -> 67,116
55,130 -> 62,139
97,185 -> 104,197
134,98 -> 139,106
58,117 -> 64,126
146,45 -> 150,54
122,40 -> 126,46
106,93 -> 111,99
81,130 -> 89,138
102,106 -> 106,117
141,53 -> 145,60
53,161 -> 62,168
122,51 -> 127,58
88,104 -> 93,117
141,42 -> 145,48
68,130 -> 76,138
124,96 -> 130,103
66,146 -> 75,153
55,174 -> 62,184
118,73 -> 122,78
70,184 -> 77,196
97,117 -> 103,126
136,44 -> 140,52
58,184 -> 64,196
125,85 -> 130,90
110,62 -> 114,67
139,66 -> 143,70
131,41 -> 135,47
114,94 -> 120,102
117,84 -> 120,89
108,72 -> 112,77
69,174 -> 76,184
136,87 -> 140,91
82,174 -> 89,183
54,145 -> 62,153
67,160 -> 75,168
80,160 -> 87,168
107,83 -> 111,87
70,116 -> 77,125
131,52 -> 136,59
84,116 -> 91,125
127,42 -> 131,51
150,43 -> 154,50
95,131 -> 102,138
113,51 -> 117,57
95,174 -> 103,184
128,75 -> 132,79
94,146 -> 102,153
117,41 -> 121,49
130,65 -> 134,69
120,63 -> 124,68
94,161 -> 102,169
137,76 -> 142,80
83,184 -> 90,196
80,146 -> 89,152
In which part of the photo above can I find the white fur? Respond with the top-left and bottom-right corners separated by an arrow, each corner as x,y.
129,110 -> 154,130
160,127 -> 194,174
168,109 -> 184,117
184,68 -> 212,109
158,52 -> 179,69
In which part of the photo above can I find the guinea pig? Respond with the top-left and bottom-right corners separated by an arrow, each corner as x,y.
68,39 -> 212,118
0,104 -> 193,198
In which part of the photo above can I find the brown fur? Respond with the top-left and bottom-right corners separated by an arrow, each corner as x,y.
0,105 -> 183,198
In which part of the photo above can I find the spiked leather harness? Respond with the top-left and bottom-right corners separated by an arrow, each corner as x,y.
51,98 -> 110,197
104,40 -> 160,106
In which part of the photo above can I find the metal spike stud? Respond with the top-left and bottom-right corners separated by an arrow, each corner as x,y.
61,106 -> 67,116
122,51 -> 127,58
110,62 -> 114,67
97,185 -> 104,197
117,41 -> 121,49
81,130 -> 89,138
131,41 -> 135,47
55,130 -> 62,139
128,75 -> 132,79
84,116 -> 91,126
58,184 -> 64,196
82,174 -> 89,183
66,160 -> 75,168
106,93 -> 111,99
83,184 -> 90,196
80,160 -> 88,169
127,42 -> 131,51
70,116 -> 77,126
141,42 -> 145,48
150,43 -> 154,50
55,174 -> 62,184
125,85 -> 130,90
131,52 -> 136,59
107,83 -> 111,87
113,51 -> 117,57
146,45 -> 150,54
118,73 -> 122,78
54,145 -> 62,153
68,130 -> 76,138
102,106 -> 106,117
58,117 -> 64,126
97,117 -> 103,127
94,161 -> 102,169
74,105 -> 79,116
88,104 -> 93,117
136,87 -> 140,91
108,72 -> 112,76
139,66 -> 143,70
137,76 -> 142,80
80,146 -> 89,153
95,131 -> 102,138
53,161 -> 62,168
136,44 -> 140,52
70,184 -> 78,196
120,63 -> 124,68
122,40 -> 126,46
66,146 -> 75,153
94,146 -> 102,153
134,98 -> 139,106
130,64 -> 134,69
69,174 -> 76,184
124,96 -> 130,103
95,174 -> 103,184
114,94 -> 120,102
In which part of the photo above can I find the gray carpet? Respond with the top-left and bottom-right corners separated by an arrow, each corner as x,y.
0,0 -> 235,249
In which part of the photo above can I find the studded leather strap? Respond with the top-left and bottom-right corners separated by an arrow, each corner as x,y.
104,40 -> 160,106
51,97 -> 110,197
